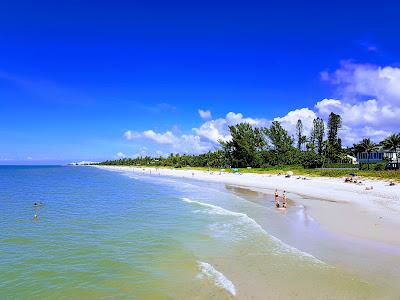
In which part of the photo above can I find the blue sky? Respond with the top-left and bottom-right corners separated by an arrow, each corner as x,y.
1,0 -> 400,164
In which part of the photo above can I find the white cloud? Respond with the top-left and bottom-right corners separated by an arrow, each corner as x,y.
314,99 -> 342,115
142,130 -> 177,144
316,98 -> 400,127
123,111 -> 282,155
314,97 -> 400,144
123,128 -> 214,154
198,109 -> 212,120
316,62 -> 400,144
116,152 -> 127,158
178,134 -> 214,153
193,117 -> 230,143
193,112 -> 269,144
268,62 -> 400,145
322,61 -> 400,105
225,112 -> 268,127
123,130 -> 141,140
340,125 -> 391,145
274,108 -> 317,137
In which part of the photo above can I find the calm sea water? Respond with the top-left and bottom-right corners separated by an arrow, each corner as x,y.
0,166 -> 396,299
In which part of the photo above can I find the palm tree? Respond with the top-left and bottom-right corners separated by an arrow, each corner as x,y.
357,138 -> 378,170
381,133 -> 400,169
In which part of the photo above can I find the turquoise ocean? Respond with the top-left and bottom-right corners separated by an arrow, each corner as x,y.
0,166 -> 399,299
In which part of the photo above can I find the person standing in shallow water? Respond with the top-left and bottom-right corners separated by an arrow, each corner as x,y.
274,189 -> 280,208
282,191 -> 287,208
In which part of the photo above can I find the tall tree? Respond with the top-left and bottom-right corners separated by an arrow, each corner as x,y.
311,117 -> 325,155
381,133 -> 400,169
263,121 -> 293,152
326,112 -> 342,162
296,119 -> 303,150
327,112 -> 342,145
356,138 -> 378,170
219,122 -> 266,167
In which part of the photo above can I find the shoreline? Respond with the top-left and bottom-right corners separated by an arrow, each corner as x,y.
95,165 -> 400,248
94,165 -> 400,298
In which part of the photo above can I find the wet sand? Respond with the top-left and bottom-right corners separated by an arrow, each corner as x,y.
222,183 -> 400,297
232,183 -> 400,248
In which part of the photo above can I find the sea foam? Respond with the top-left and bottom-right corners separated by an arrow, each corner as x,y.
197,261 -> 236,296
182,197 -> 325,264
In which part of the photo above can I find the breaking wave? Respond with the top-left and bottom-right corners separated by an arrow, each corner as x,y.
197,261 -> 236,296
182,197 -> 325,264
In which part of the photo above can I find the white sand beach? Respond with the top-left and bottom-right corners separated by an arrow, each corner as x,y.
96,165 -> 400,247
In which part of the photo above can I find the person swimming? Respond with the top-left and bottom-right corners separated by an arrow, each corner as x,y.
274,189 -> 280,208
34,202 -> 44,207
282,191 -> 287,208
33,214 -> 39,221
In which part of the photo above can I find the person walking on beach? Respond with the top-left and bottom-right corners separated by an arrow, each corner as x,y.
282,191 -> 287,208
274,189 -> 280,208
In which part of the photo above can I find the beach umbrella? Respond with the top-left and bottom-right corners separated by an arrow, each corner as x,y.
287,171 -> 293,176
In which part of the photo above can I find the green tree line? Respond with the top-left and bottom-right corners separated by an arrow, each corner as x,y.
100,112 -> 400,170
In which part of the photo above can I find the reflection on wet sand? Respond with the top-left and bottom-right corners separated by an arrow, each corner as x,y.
222,183 -> 400,296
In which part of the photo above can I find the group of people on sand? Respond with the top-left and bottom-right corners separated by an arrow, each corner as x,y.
344,176 -> 379,190
344,177 -> 362,184
274,189 -> 287,209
